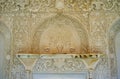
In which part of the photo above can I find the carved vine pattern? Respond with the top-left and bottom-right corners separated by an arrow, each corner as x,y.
11,57 -> 87,79
33,58 -> 87,73
93,55 -> 109,79
0,0 -> 119,79
0,0 -> 120,14
11,58 -> 26,79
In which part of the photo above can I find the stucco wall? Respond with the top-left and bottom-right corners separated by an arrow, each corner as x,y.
116,32 -> 120,79
0,0 -> 120,79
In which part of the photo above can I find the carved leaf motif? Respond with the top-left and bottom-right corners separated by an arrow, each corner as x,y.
33,58 -> 86,73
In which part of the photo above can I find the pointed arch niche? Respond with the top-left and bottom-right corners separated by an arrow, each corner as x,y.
32,14 -> 88,54
109,18 -> 120,79
0,22 -> 11,79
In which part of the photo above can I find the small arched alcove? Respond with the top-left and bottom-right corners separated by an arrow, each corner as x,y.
0,21 -> 11,79
108,18 -> 120,79
32,14 -> 88,54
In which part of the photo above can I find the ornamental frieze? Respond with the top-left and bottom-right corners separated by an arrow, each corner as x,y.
0,0 -> 120,14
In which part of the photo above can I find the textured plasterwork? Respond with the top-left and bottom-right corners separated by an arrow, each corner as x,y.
11,55 -> 109,79
108,18 -> 120,79
33,58 -> 87,73
93,55 -> 109,79
0,0 -> 120,13
32,14 -> 88,54
0,0 -> 120,79
0,0 -> 118,54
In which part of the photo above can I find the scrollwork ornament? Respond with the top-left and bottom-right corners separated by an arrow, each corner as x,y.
33,58 -> 86,73
102,0 -> 115,10
11,58 -> 26,79
93,56 -> 109,79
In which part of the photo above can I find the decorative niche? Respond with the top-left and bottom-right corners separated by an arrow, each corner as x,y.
15,14 -> 105,79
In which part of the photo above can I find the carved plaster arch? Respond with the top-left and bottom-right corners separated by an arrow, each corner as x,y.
0,21 -> 11,79
32,14 -> 88,54
108,18 -> 120,79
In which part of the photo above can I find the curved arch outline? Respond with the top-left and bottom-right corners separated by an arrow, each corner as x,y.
32,14 -> 89,54
0,21 -> 11,79
108,18 -> 120,79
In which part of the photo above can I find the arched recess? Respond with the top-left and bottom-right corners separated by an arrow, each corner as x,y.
32,14 -> 88,54
115,32 -> 120,79
0,21 -> 11,79
108,18 -> 120,79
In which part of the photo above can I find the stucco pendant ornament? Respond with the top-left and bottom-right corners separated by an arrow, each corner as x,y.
16,54 -> 39,79
55,0 -> 64,13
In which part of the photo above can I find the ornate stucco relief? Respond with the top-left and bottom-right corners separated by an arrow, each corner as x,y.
11,55 -> 109,79
0,0 -> 120,79
93,55 -> 109,79
0,0 -> 120,14
1,0 -> 119,52
32,14 -> 88,54
33,58 -> 87,73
